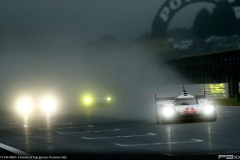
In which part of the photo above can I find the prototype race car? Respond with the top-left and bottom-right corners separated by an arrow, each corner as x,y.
15,94 -> 58,117
155,87 -> 217,124
80,92 -> 112,107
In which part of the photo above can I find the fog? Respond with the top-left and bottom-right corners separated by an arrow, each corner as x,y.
0,37 -> 191,123
1,0 -> 203,122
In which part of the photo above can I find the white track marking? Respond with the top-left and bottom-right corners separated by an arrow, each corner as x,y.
147,133 -> 156,135
38,125 -> 94,130
82,133 -> 156,139
0,143 -> 31,156
57,129 -> 120,134
115,139 -> 203,147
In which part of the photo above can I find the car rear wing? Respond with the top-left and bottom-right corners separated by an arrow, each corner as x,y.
194,91 -> 206,99
154,94 -> 175,100
154,94 -> 175,107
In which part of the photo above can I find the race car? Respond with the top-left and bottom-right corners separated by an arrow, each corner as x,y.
155,87 -> 217,124
15,94 -> 58,117
80,92 -> 112,108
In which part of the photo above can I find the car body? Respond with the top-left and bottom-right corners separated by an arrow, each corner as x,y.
155,89 -> 217,124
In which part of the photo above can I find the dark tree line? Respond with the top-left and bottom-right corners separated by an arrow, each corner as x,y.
192,0 -> 238,39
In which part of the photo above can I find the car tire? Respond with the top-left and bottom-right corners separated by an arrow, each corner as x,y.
208,118 -> 217,122
211,118 -> 217,122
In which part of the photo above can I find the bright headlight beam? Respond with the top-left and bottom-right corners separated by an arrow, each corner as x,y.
81,94 -> 93,106
17,98 -> 33,114
40,96 -> 57,113
203,105 -> 214,114
162,107 -> 175,117
86,98 -> 91,102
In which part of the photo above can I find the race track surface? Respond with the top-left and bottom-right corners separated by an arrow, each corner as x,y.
0,106 -> 240,159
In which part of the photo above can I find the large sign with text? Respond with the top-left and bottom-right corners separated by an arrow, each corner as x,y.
151,0 -> 240,38
183,83 -> 229,98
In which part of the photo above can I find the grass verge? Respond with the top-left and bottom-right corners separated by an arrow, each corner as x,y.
214,98 -> 240,106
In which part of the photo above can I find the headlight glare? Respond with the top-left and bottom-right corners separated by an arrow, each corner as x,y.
82,95 -> 93,106
86,97 -> 91,103
40,96 -> 57,113
203,105 -> 214,114
17,98 -> 33,114
162,107 -> 175,117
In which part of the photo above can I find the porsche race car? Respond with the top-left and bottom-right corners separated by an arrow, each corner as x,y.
80,92 -> 112,107
155,87 -> 217,124
15,94 -> 58,117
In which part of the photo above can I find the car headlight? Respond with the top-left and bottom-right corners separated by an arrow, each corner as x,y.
203,105 -> 214,114
162,107 -> 175,117
81,95 -> 93,106
40,96 -> 57,113
85,97 -> 91,103
17,98 -> 33,114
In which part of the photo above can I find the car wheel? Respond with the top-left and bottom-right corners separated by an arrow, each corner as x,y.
213,118 -> 217,121
209,118 -> 217,122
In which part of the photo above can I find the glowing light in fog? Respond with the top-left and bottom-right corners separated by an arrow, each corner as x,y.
162,107 -> 175,117
86,98 -> 91,102
203,105 -> 214,114
16,97 -> 33,114
81,94 -> 93,106
40,95 -> 57,113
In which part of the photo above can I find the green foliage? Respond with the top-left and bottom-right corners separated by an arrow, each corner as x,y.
215,98 -> 240,106
192,0 -> 237,39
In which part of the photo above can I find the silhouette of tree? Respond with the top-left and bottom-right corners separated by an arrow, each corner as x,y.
192,0 -> 237,38
210,0 -> 237,36
192,8 -> 211,39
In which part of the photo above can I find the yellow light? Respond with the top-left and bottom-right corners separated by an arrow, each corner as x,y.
81,94 -> 93,107
107,97 -> 111,101
220,84 -> 224,88
206,83 -> 226,97
86,98 -> 91,103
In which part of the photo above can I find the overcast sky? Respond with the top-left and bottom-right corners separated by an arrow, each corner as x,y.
0,0 -> 214,45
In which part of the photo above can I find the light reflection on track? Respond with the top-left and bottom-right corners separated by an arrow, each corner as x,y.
208,123 -> 212,152
1,106 -> 240,156
23,115 -> 30,153
167,126 -> 171,153
46,115 -> 52,154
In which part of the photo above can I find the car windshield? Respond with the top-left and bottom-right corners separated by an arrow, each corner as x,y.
175,98 -> 197,105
